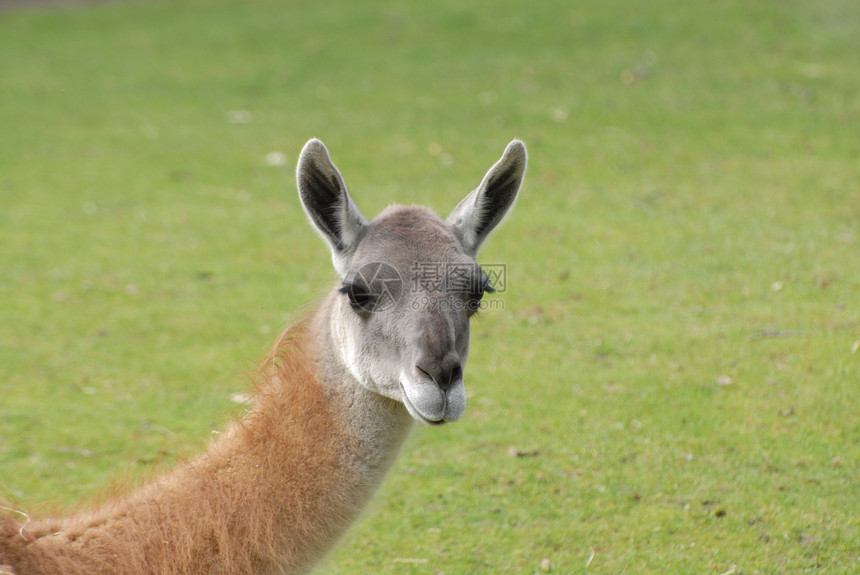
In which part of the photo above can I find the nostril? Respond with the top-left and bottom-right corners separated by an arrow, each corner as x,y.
416,365 -> 432,380
448,363 -> 463,388
439,352 -> 462,391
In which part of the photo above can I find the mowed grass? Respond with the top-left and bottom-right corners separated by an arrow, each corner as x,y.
1,0 -> 858,572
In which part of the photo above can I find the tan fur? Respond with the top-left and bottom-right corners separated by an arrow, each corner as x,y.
0,323 -> 391,575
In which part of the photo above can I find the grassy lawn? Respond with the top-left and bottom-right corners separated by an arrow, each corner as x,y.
1,0 -> 858,572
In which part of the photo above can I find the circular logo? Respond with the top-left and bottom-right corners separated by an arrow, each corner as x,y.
345,262 -> 403,313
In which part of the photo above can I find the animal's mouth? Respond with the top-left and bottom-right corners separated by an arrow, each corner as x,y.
399,381 -> 447,426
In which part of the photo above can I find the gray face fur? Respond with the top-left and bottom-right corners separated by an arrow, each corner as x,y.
296,139 -> 526,425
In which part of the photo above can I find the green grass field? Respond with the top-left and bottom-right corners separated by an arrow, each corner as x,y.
1,0 -> 858,572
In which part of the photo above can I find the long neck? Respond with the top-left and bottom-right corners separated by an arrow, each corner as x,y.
1,304 -> 414,575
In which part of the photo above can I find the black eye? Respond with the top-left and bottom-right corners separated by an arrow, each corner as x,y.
339,282 -> 375,313
339,263 -> 404,315
467,275 -> 494,315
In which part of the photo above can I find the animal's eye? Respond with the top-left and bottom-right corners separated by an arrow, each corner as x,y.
339,263 -> 404,315
339,282 -> 375,313
467,275 -> 494,315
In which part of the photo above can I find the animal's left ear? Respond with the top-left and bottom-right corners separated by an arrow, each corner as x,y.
447,140 -> 527,256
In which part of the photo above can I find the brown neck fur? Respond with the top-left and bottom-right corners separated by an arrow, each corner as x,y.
1,317 -> 409,575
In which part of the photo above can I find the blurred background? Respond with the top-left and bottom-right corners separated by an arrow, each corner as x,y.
1,0 -> 858,572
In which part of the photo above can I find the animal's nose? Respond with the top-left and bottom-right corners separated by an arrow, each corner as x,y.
416,350 -> 462,391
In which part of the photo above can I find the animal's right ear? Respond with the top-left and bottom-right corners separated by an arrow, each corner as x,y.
296,139 -> 368,276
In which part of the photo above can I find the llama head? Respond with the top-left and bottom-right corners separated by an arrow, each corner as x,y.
297,139 -> 526,424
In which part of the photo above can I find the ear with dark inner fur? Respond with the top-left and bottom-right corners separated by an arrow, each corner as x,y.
447,140 -> 527,256
296,139 -> 367,275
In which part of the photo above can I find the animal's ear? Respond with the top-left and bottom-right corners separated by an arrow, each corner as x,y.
447,140 -> 527,257
296,139 -> 368,276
